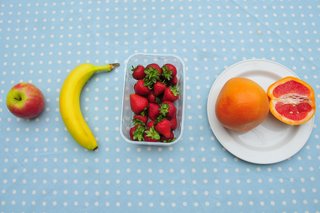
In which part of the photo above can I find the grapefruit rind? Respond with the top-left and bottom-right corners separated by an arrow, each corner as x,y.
267,76 -> 315,125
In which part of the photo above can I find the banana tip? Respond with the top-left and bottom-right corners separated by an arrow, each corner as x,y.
112,63 -> 120,69
93,146 -> 98,151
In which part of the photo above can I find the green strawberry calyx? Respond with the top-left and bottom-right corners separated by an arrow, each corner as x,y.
162,66 -> 172,80
170,86 -> 179,96
155,103 -> 169,123
145,126 -> 160,140
160,103 -> 169,117
163,137 -> 175,143
133,125 -> 145,141
133,118 -> 145,126
144,67 -> 160,89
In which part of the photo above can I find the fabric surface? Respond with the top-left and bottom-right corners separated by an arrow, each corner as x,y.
0,1 -> 319,212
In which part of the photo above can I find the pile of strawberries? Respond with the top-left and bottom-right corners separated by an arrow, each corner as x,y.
129,63 -> 180,142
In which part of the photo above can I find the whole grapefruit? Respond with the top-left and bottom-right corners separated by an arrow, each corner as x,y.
215,77 -> 269,132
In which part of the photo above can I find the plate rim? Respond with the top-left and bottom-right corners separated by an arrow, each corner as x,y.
207,59 -> 315,164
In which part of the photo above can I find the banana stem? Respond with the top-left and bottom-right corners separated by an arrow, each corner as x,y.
94,63 -> 120,72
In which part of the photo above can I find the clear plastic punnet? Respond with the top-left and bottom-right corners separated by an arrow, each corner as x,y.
120,53 -> 185,146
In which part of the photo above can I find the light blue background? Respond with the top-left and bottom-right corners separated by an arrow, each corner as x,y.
0,1 -> 319,212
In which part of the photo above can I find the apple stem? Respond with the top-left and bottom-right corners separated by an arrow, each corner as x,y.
14,96 -> 22,101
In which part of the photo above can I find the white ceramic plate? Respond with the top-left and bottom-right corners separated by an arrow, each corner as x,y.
207,59 -> 314,164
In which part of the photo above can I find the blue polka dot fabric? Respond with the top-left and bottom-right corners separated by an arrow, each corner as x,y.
0,1 -> 319,212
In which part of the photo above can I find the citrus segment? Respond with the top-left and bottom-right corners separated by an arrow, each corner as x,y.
267,76 -> 315,125
272,80 -> 311,97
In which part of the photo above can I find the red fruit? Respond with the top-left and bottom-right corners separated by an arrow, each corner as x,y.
147,120 -> 155,128
170,75 -> 178,85
148,103 -> 160,120
129,126 -> 136,140
133,114 -> 148,125
130,94 -> 148,114
162,64 -> 177,80
129,125 -> 145,141
144,65 -> 161,89
160,131 -> 174,142
144,135 -> 159,142
148,92 -> 157,103
169,116 -> 177,130
161,101 -> 176,119
162,86 -> 179,102
132,65 -> 145,80
146,63 -> 162,75
134,80 -> 151,96
155,119 -> 172,138
6,82 -> 45,119
153,82 -> 166,96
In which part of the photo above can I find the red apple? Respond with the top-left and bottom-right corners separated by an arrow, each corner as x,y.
6,82 -> 45,119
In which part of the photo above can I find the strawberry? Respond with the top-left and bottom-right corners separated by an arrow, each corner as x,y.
147,120 -> 155,128
162,86 -> 179,102
147,92 -> 157,103
130,94 -> 148,114
161,101 -> 176,119
144,64 -> 161,89
153,81 -> 166,96
170,75 -> 178,85
134,80 -> 151,96
148,103 -> 160,120
169,116 -> 177,130
144,135 -> 159,142
133,114 -> 148,125
146,63 -> 162,75
130,125 -> 145,141
132,65 -> 145,80
160,131 -> 174,142
162,64 -> 177,81
155,119 -> 172,138
144,126 -> 160,142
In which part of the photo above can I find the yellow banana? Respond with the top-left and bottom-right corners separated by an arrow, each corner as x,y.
59,63 -> 120,151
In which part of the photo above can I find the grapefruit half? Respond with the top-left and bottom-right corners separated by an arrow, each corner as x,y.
267,76 -> 315,125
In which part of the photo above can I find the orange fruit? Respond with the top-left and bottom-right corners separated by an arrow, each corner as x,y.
215,77 -> 269,132
267,76 -> 315,125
